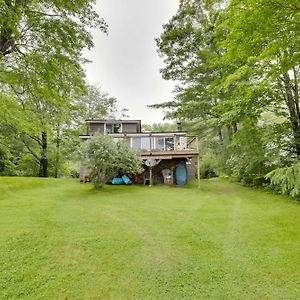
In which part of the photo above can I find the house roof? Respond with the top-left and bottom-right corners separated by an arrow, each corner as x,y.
86,119 -> 141,124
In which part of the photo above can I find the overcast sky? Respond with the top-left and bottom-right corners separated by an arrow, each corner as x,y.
83,0 -> 179,125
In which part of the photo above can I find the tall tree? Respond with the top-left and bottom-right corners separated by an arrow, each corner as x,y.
216,0 -> 300,157
155,0 -> 299,187
0,0 -> 107,60
0,0 -> 107,177
153,0 -> 226,142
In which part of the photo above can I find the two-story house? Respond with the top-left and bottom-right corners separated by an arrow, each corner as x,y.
80,119 -> 200,186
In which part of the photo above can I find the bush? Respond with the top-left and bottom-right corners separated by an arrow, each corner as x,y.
82,135 -> 143,188
266,163 -> 300,198
200,154 -> 219,179
225,122 -> 271,186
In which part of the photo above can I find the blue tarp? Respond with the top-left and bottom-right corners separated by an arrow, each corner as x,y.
122,175 -> 132,185
111,178 -> 124,185
111,175 -> 132,185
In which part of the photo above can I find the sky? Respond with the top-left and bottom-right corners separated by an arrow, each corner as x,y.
83,0 -> 179,125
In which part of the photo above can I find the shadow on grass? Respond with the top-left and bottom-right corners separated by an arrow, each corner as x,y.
79,182 -> 140,195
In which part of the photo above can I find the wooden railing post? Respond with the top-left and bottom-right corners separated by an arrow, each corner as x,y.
174,134 -> 177,151
197,154 -> 200,188
150,134 -> 152,151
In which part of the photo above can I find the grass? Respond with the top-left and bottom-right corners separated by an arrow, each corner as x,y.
0,177 -> 300,299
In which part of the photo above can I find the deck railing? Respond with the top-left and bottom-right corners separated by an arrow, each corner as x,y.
108,133 -> 199,153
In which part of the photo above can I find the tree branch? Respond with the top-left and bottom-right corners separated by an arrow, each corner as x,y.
22,137 -> 40,162
29,135 -> 42,146
25,9 -> 62,18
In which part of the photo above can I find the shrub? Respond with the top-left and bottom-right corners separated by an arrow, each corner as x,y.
82,135 -> 143,188
200,154 -> 219,179
266,163 -> 300,198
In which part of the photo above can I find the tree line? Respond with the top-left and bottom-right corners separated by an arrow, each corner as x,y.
152,0 -> 300,196
0,0 -> 125,178
1,0 -> 299,196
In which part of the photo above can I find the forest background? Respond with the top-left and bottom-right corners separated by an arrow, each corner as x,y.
0,0 -> 299,197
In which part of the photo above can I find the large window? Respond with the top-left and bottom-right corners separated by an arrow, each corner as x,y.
131,137 -> 151,151
154,137 -> 174,151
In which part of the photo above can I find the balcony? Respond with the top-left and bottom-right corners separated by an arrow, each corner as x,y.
80,132 -> 200,159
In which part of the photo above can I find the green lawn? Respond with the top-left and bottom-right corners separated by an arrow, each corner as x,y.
0,177 -> 300,299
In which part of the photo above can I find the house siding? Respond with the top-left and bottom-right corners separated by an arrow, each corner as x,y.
122,123 -> 139,133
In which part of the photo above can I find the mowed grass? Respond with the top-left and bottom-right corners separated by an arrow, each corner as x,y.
0,178 -> 300,299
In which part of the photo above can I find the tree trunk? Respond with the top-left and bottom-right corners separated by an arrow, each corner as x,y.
54,127 -> 61,178
217,126 -> 224,144
227,126 -> 233,141
233,122 -> 238,133
39,131 -> 48,177
94,169 -> 106,189
283,73 -> 300,158
0,1 -> 15,57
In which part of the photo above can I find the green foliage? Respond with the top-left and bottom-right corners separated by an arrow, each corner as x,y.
0,145 -> 16,175
74,85 -> 120,122
200,154 -> 219,179
266,163 -> 300,198
114,142 -> 144,175
82,135 -> 118,188
0,0 -> 107,60
216,0 -> 300,155
142,122 -> 177,132
226,122 -> 268,185
0,1 -> 111,178
0,83 -> 122,178
155,0 -> 300,192
82,135 -> 143,188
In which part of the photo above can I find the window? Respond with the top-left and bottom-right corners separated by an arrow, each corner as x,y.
141,137 -> 150,151
105,124 -> 112,134
165,137 -> 174,151
113,123 -> 122,133
154,136 -> 175,151
155,137 -> 164,150
131,137 -> 141,150
105,123 -> 122,134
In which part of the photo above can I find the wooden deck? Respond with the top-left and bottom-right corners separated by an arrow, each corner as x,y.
140,149 -> 200,160
79,133 -> 201,188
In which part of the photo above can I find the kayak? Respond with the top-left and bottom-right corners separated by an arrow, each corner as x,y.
175,163 -> 188,185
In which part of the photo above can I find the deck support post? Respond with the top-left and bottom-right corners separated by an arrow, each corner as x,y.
197,155 -> 200,188
149,166 -> 153,187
